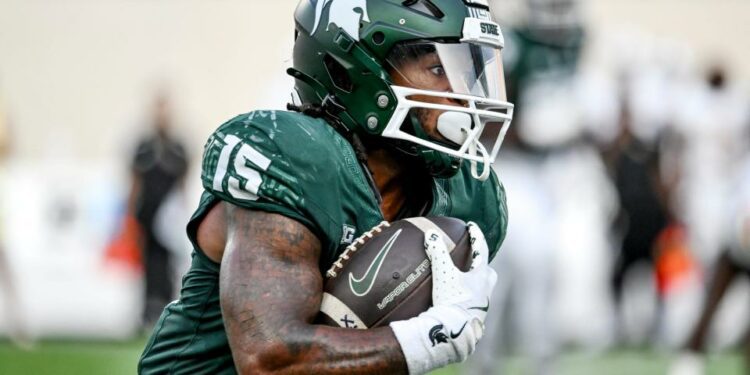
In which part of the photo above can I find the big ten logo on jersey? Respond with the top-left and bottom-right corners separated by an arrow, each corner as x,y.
341,224 -> 356,245
204,130 -> 271,202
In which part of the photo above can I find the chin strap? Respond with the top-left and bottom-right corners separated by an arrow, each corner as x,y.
469,140 -> 491,181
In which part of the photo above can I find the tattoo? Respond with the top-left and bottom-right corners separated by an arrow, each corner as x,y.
220,206 -> 408,374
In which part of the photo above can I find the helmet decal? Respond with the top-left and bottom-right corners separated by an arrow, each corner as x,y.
311,0 -> 370,41
467,5 -> 492,21
293,0 -> 515,180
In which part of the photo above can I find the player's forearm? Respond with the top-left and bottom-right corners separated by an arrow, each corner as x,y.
221,244 -> 409,374
222,254 -> 409,375
230,323 -> 407,375
221,208 -> 407,374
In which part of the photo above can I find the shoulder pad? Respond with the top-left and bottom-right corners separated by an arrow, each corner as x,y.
199,110 -> 370,243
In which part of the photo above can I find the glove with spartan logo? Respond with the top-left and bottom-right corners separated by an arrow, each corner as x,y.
390,222 -> 497,374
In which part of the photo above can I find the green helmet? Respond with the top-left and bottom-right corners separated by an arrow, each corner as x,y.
289,0 -> 514,180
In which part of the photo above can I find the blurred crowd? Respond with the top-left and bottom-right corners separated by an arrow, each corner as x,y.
466,0 -> 750,373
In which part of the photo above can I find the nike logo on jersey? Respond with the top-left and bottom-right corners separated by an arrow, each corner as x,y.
450,322 -> 468,339
348,229 -> 402,297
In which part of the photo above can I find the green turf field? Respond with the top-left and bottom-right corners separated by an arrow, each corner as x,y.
0,338 -> 743,375
0,338 -> 148,375
436,350 -> 745,375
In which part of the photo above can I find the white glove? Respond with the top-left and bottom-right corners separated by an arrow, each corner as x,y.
390,222 -> 498,374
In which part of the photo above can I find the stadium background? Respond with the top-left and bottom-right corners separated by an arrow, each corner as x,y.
0,0 -> 748,374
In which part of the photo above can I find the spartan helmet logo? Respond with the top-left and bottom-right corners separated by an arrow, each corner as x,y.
428,324 -> 449,346
311,0 -> 370,41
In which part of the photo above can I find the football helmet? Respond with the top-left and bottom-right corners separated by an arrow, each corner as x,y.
523,0 -> 584,45
290,0 -> 514,180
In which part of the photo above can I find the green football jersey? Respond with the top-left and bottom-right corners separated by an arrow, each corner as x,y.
138,110 -> 508,374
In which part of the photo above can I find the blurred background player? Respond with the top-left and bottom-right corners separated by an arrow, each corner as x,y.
603,92 -> 670,344
669,95 -> 750,373
468,0 -> 616,373
128,91 -> 189,329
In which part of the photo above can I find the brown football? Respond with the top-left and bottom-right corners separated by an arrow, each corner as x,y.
316,216 -> 472,329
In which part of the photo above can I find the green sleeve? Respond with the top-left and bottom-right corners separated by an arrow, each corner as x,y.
200,112 -> 323,239
198,111 -> 383,264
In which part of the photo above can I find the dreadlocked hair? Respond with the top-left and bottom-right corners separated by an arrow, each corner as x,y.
286,102 -> 366,161
286,102 -> 323,118
287,101 -> 381,203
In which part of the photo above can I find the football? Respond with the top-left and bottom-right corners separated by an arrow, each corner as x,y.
316,216 -> 472,329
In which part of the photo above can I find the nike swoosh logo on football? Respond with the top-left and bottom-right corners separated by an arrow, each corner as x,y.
450,322 -> 468,339
468,299 -> 490,312
348,229 -> 402,297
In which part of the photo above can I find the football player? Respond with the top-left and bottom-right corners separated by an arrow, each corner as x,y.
139,0 -> 512,374
670,154 -> 750,375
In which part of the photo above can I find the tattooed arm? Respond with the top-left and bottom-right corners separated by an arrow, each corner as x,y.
219,205 -> 408,375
